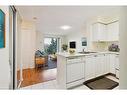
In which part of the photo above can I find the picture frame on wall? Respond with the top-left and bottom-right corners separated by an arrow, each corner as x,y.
81,37 -> 87,46
0,9 -> 5,48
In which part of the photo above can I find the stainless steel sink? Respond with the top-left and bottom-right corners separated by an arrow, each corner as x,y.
78,51 -> 97,54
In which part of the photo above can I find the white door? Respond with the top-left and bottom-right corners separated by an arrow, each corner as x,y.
85,55 -> 95,80
67,62 -> 84,83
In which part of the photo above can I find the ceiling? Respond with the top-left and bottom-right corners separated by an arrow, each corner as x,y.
16,6 -> 121,35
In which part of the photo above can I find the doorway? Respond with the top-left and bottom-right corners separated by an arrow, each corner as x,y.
43,37 -> 59,70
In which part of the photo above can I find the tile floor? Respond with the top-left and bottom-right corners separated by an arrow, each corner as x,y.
20,75 -> 119,90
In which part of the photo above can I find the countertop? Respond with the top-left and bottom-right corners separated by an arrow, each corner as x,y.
57,51 -> 119,58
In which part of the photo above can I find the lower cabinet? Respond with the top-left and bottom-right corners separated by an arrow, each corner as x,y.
85,55 -> 95,80
85,53 -> 118,81
115,55 -> 119,78
95,54 -> 106,77
109,54 -> 116,74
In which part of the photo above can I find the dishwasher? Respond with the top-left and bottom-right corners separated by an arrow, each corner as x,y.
66,57 -> 85,88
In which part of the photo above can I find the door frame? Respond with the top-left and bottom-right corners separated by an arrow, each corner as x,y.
9,6 -> 17,89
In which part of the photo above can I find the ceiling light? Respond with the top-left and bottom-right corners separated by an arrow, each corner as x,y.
60,25 -> 72,30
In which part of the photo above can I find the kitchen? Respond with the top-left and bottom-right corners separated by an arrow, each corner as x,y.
57,19 -> 120,89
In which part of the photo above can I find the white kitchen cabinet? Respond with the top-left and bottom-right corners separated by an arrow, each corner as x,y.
115,55 -> 119,78
115,55 -> 119,70
92,23 -> 107,41
116,69 -> 119,78
95,54 -> 110,77
107,21 -> 119,41
95,54 -> 104,77
104,54 -> 110,74
109,54 -> 116,74
85,55 -> 95,80
92,21 -> 119,42
85,54 -> 111,81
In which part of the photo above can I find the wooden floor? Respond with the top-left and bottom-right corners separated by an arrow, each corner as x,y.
17,68 -> 57,87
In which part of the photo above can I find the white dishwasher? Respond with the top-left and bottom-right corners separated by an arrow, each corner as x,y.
66,57 -> 85,88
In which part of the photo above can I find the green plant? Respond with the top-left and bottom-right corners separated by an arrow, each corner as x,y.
62,44 -> 68,51
45,38 -> 57,54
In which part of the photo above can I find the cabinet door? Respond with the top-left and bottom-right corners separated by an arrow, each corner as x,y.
109,54 -> 116,74
98,24 -> 107,41
115,55 -> 119,70
107,21 -> 119,41
67,62 -> 84,83
104,54 -> 110,74
115,55 -> 119,78
92,23 -> 106,41
85,55 -> 95,80
95,54 -> 105,77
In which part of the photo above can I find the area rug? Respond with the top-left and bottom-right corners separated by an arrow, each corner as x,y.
84,77 -> 119,89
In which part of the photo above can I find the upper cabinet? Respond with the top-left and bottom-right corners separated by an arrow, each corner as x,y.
92,23 -> 107,41
107,21 -> 119,41
92,21 -> 119,42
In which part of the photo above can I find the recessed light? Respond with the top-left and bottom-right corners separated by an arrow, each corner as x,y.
60,25 -> 72,30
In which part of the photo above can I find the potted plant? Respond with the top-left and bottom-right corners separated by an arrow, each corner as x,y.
62,44 -> 68,52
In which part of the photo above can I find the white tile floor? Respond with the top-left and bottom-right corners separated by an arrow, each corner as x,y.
20,75 -> 119,90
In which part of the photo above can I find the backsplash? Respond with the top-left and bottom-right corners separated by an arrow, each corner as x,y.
92,42 -> 119,52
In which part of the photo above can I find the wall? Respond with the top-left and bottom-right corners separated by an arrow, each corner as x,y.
0,6 -> 10,89
119,7 -> 127,89
36,31 -> 44,50
92,42 -> 119,52
21,20 -> 36,69
66,30 -> 87,52
36,32 -> 67,52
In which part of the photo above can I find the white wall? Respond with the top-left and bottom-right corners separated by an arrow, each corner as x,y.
119,7 -> 127,89
0,6 -> 10,89
21,20 -> 36,69
36,32 -> 67,52
36,31 -> 44,50
66,30 -> 87,52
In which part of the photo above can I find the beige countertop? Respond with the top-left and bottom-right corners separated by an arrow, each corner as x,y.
57,51 -> 119,58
